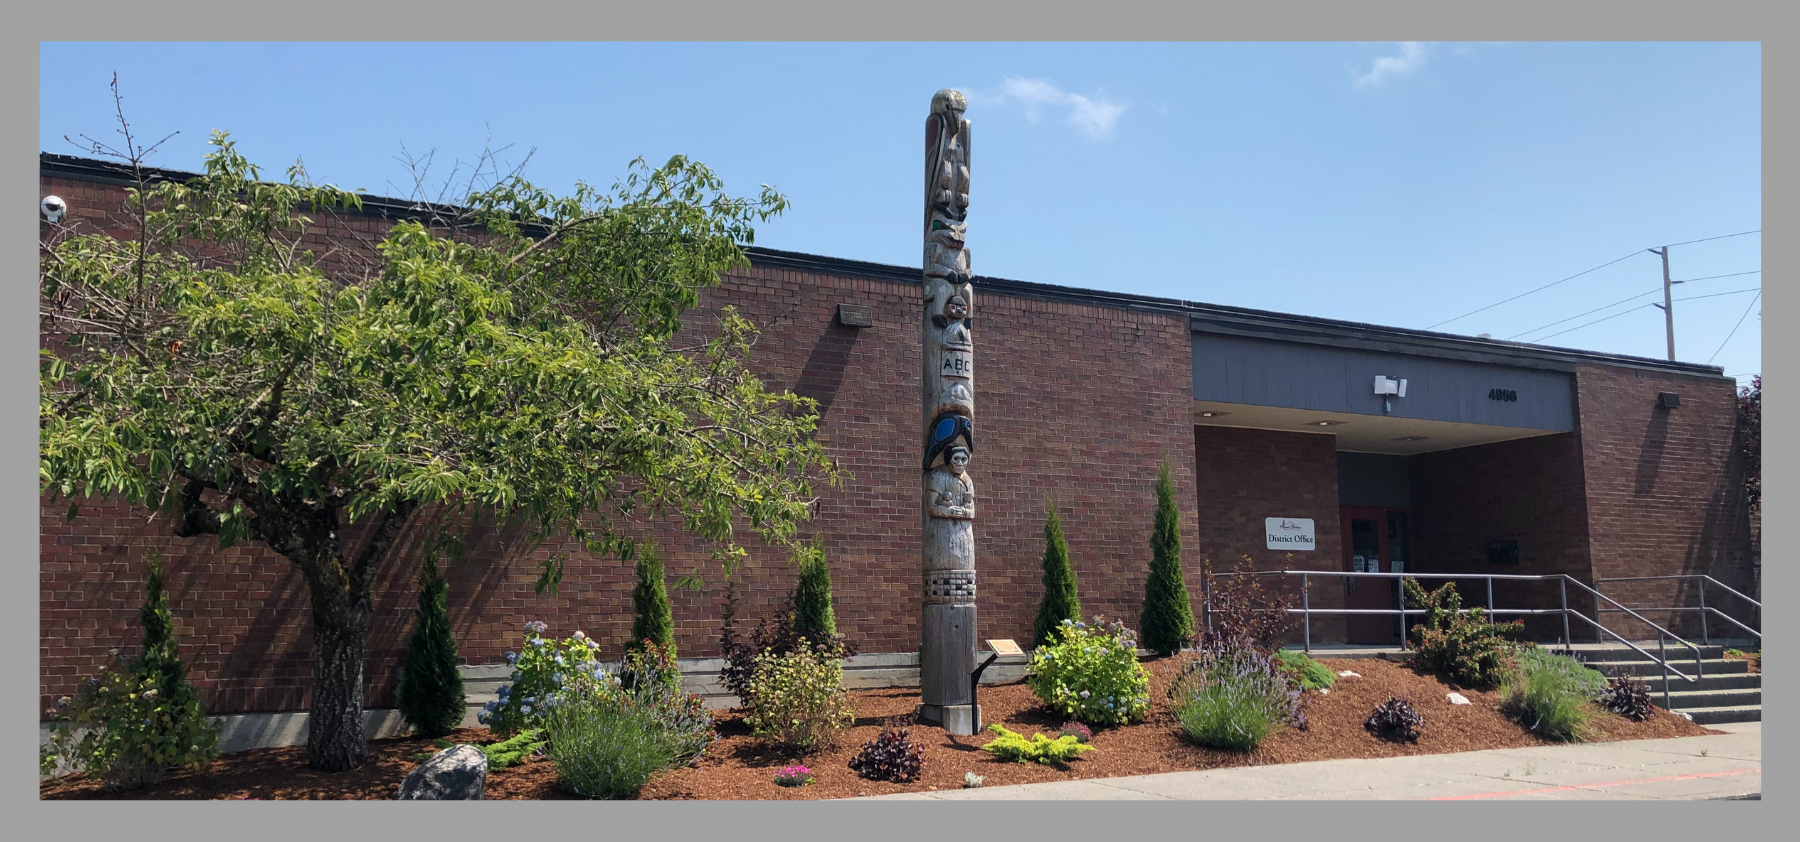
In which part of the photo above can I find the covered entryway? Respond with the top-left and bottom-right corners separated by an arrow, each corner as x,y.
1340,505 -> 1411,644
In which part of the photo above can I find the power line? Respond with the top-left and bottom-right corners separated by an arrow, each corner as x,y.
1709,291 -> 1761,364
1427,230 -> 1761,331
1508,287 -> 1661,340
1534,303 -> 1657,343
1663,229 -> 1761,248
1674,269 -> 1760,284
1427,250 -> 1644,330
1675,287 -> 1760,303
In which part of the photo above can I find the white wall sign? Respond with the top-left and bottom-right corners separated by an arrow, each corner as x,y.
1265,517 -> 1316,551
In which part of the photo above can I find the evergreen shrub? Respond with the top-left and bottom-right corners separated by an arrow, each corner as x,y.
1032,496 -> 1081,649
397,555 -> 466,737
981,724 -> 1095,765
1141,462 -> 1195,655
1275,649 -> 1337,691
743,646 -> 855,751
1403,578 -> 1527,689
629,543 -> 676,660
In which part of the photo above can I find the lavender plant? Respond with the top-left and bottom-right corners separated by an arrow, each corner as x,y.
1168,644 -> 1308,752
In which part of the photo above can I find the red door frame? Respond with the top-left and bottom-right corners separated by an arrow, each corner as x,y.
1341,506 -> 1404,644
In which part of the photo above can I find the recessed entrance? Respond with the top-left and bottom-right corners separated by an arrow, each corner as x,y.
1341,506 -> 1411,644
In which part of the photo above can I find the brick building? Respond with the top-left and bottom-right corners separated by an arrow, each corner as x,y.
38,154 -> 1757,719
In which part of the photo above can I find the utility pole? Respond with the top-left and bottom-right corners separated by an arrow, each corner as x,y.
1649,246 -> 1675,361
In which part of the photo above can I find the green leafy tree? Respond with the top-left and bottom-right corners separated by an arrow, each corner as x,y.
39,105 -> 838,770
629,542 -> 676,658
791,536 -> 838,644
397,551 -> 466,738
1140,462 -> 1195,655
1032,496 -> 1080,649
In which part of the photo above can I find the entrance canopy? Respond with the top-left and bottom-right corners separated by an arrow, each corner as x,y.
1193,400 -> 1563,455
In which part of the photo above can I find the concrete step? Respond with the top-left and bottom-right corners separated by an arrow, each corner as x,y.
1559,643 -> 1730,661
1683,705 -> 1762,725
1636,672 -> 1761,693
1581,658 -> 1748,677
1663,688 -> 1763,710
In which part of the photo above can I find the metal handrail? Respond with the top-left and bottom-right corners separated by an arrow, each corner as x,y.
1201,569 -> 1704,707
1596,574 -> 1762,644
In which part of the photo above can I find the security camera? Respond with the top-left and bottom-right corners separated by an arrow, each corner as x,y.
41,195 -> 67,224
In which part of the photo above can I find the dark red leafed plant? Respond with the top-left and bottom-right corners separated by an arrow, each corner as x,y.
1601,675 -> 1654,722
1196,556 -> 1301,654
1364,696 -> 1423,743
848,715 -> 924,783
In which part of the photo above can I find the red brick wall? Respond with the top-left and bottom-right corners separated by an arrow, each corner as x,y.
1408,433 -> 1594,642
39,174 -> 1202,716
1191,426 -> 1346,643
1574,365 -> 1756,641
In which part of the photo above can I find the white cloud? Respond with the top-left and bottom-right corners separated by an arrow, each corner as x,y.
1355,42 -> 1428,88
984,76 -> 1128,140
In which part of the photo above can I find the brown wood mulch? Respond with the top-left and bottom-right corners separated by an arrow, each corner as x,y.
39,657 -> 1715,801
1724,649 -> 1761,674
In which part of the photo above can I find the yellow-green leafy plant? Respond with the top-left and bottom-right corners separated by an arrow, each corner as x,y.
980,724 -> 1095,765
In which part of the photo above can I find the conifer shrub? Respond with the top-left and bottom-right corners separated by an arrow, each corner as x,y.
1141,462 -> 1195,655
1026,617 -> 1152,725
792,536 -> 838,644
1403,578 -> 1527,689
477,729 -> 546,769
398,555 -> 467,738
1033,496 -> 1082,649
41,559 -> 220,789
1275,649 -> 1337,691
981,724 -> 1095,765
629,542 -> 676,660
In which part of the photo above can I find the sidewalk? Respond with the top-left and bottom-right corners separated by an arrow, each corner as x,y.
860,722 -> 1759,801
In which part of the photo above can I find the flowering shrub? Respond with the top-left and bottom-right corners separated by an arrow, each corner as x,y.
774,765 -> 814,787
41,561 -> 219,790
544,683 -> 684,799
981,724 -> 1095,765
481,621 -> 603,736
1168,644 -> 1308,752
1403,579 -> 1526,689
848,716 -> 924,782
743,646 -> 855,751
1058,721 -> 1093,743
480,623 -> 714,768
718,585 -> 856,701
1026,617 -> 1152,726
1364,697 -> 1423,743
40,652 -> 221,788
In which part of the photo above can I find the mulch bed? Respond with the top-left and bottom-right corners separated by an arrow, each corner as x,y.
39,657 -> 1715,801
1724,649 -> 1761,674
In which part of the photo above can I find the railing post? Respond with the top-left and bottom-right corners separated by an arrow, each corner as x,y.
1302,573 -> 1311,653
1659,634 -> 1671,711
1697,580 -> 1709,645
1559,578 -> 1571,652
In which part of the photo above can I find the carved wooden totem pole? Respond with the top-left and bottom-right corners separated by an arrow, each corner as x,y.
919,89 -> 980,734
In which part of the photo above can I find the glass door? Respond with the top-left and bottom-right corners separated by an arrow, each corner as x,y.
1341,505 -> 1407,645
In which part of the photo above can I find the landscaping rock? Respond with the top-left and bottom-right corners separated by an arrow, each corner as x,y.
396,745 -> 487,800
1337,671 -> 1361,678
1446,692 -> 1471,705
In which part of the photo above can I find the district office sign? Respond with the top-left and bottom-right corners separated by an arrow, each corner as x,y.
1265,517 -> 1316,551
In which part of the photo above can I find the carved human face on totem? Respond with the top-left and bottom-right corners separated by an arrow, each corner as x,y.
948,447 -> 970,475
944,294 -> 968,321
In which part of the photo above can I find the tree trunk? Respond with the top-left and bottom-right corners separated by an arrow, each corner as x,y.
305,569 -> 372,772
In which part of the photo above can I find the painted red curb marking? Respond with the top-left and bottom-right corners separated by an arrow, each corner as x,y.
1425,767 -> 1759,800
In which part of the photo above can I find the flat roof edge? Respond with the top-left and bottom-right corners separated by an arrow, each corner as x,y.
41,152 -> 1730,380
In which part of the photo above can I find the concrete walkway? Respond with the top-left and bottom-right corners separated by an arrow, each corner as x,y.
860,722 -> 1759,801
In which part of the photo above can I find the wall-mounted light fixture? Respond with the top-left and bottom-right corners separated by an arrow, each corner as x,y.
1658,392 -> 1681,410
1374,375 -> 1409,414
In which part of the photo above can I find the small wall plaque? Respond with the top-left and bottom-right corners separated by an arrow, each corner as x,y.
836,302 -> 874,328
986,638 -> 1023,656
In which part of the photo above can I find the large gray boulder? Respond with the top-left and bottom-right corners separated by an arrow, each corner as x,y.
397,745 -> 487,800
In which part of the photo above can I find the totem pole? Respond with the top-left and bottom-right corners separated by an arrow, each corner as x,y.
919,89 -> 980,734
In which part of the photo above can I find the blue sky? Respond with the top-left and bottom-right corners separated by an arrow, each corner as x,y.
39,42 -> 1761,385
